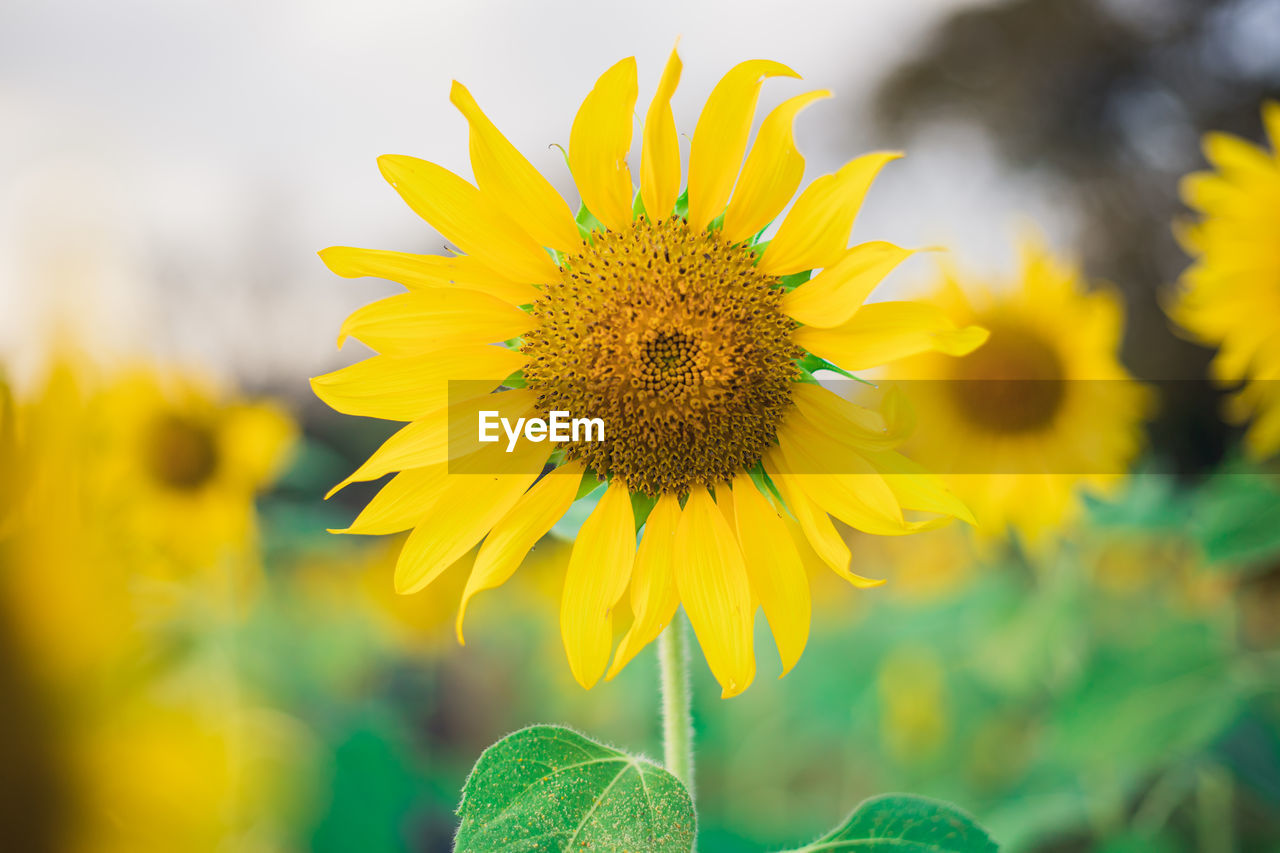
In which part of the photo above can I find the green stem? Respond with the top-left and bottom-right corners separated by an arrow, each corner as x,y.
659,612 -> 694,796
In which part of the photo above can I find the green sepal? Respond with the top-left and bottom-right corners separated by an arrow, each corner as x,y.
779,269 -> 813,291
749,463 -> 785,508
500,369 -> 527,389
630,491 -> 657,532
673,187 -> 689,219
779,793 -> 998,852
749,240 -> 771,265
549,142 -> 571,171
632,187 -> 647,221
707,211 -> 726,232
454,725 -> 696,853
576,202 -> 606,241
574,471 -> 605,501
796,354 -> 876,387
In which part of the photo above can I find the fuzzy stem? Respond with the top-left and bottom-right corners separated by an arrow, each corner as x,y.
658,613 -> 694,796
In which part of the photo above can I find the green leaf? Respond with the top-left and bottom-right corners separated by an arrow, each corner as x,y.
781,794 -> 998,852
1191,462 -> 1280,570
455,725 -> 695,853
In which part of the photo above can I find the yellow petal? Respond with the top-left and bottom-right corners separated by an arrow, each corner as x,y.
759,151 -> 902,276
1264,100 -> 1280,156
219,401 -> 297,489
319,247 -> 538,305
394,440 -> 550,595
606,493 -> 681,679
310,345 -> 525,421
326,390 -> 536,498
763,449 -> 882,587
687,59 -> 800,233
1203,130 -> 1280,182
790,382 -> 905,451
569,57 -> 639,232
639,44 -> 683,223
721,89 -> 829,243
673,487 -> 756,698
780,242 -> 915,328
864,449 -> 975,526
730,475 -> 810,675
1179,170 -> 1233,213
332,465 -> 448,535
560,480 -> 636,688
776,418 -> 912,536
457,461 -> 585,641
450,81 -> 582,252
715,485 -> 738,538
377,154 -> 560,284
337,289 -> 533,355
794,301 -> 989,372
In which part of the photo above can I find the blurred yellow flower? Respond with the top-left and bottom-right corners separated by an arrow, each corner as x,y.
877,646 -> 949,763
0,373 -> 19,538
315,49 -> 986,697
1084,533 -> 1230,614
0,361 -> 303,851
888,240 -> 1148,547
1169,102 -> 1280,458
73,700 -> 302,853
92,369 -> 296,582
848,525 -> 976,604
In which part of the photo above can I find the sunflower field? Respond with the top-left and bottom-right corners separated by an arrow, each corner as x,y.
2,1 -> 1280,851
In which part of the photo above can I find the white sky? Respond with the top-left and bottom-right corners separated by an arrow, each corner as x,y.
0,0 -> 1072,392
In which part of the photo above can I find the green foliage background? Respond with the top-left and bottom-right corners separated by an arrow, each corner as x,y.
240,427 -> 1280,851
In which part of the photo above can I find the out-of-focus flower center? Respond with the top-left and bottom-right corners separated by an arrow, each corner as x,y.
949,321 -> 1065,433
145,413 -> 219,491
521,217 -> 799,496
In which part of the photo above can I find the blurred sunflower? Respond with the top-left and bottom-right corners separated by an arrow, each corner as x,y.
877,646 -> 949,764
315,49 -> 986,697
0,373 -> 18,537
1169,102 -> 1280,458
887,240 -> 1148,547
0,364 -> 302,852
92,369 -> 296,579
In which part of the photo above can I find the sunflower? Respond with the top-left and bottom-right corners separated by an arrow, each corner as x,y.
315,49 -> 987,697
0,373 -> 18,537
91,368 -> 296,579
885,240 -> 1148,548
1169,102 -> 1280,459
0,363 -> 299,852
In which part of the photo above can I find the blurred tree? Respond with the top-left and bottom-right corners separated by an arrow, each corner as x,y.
872,0 -> 1280,473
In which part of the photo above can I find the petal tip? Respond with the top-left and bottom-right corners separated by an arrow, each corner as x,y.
376,154 -> 411,185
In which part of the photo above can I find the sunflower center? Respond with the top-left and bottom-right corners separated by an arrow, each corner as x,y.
144,413 -> 219,491
521,217 -> 800,496
949,321 -> 1066,433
